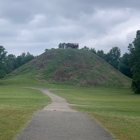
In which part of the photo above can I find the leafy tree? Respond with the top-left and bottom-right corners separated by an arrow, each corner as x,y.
118,53 -> 132,78
96,50 -> 105,59
128,43 -> 136,67
81,46 -> 89,50
25,52 -> 34,63
0,45 -> 35,77
58,43 -> 62,48
90,48 -> 96,54
105,47 -> 121,69
16,52 -> 34,68
131,60 -> 140,93
0,46 -> 7,78
128,30 -> 140,94
0,46 -> 7,63
0,70 -> 6,79
58,43 -> 65,49
5,54 -> 17,73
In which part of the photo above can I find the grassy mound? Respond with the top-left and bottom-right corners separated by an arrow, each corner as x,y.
8,49 -> 131,87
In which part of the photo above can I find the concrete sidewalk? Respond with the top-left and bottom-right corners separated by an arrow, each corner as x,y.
15,89 -> 116,140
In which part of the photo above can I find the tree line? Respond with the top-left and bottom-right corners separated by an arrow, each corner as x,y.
80,30 -> 140,93
0,46 -> 35,79
1,30 -> 140,93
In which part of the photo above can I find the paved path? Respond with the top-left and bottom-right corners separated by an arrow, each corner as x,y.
15,89 -> 116,140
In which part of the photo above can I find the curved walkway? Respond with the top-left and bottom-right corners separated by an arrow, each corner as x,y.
15,89 -> 116,140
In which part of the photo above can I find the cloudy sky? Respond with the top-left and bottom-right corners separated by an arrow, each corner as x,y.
0,0 -> 140,56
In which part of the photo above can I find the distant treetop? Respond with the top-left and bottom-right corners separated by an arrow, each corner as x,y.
58,43 -> 79,49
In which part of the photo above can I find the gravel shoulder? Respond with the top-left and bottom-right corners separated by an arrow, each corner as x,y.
15,89 -> 116,140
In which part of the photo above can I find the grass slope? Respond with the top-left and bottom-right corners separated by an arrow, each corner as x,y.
51,88 -> 140,140
8,49 -> 131,87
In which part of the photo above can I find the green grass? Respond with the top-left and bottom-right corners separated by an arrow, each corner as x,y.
0,87 -> 50,140
0,76 -> 139,140
0,48 -> 136,139
51,88 -> 140,140
0,76 -> 83,140
1,76 -> 62,88
1,76 -> 85,89
7,49 -> 131,87
1,76 -> 48,87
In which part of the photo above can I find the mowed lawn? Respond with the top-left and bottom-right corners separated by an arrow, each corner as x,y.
0,87 -> 50,140
51,88 -> 140,140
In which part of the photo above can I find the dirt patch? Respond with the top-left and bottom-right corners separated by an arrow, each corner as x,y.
54,69 -> 76,82
61,60 -> 93,69
35,62 -> 46,70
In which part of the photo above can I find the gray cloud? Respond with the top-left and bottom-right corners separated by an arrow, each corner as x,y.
0,0 -> 140,56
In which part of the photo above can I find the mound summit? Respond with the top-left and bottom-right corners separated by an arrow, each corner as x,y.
10,49 -> 131,87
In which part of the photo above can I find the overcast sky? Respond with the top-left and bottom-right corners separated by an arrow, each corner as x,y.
0,0 -> 140,56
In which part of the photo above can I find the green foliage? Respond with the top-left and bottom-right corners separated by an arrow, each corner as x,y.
5,54 -> 17,73
0,45 -> 35,76
84,46 -> 89,50
81,46 -> 90,51
0,46 -> 7,78
131,60 -> 140,93
105,47 -> 121,69
128,30 -> 140,94
58,43 -> 65,49
118,53 -> 132,78
0,46 -> 7,61
96,50 -> 105,59
0,70 -> 6,79
16,52 -> 34,68
90,47 -> 96,54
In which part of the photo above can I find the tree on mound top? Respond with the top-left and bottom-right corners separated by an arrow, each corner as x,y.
128,30 -> 140,94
